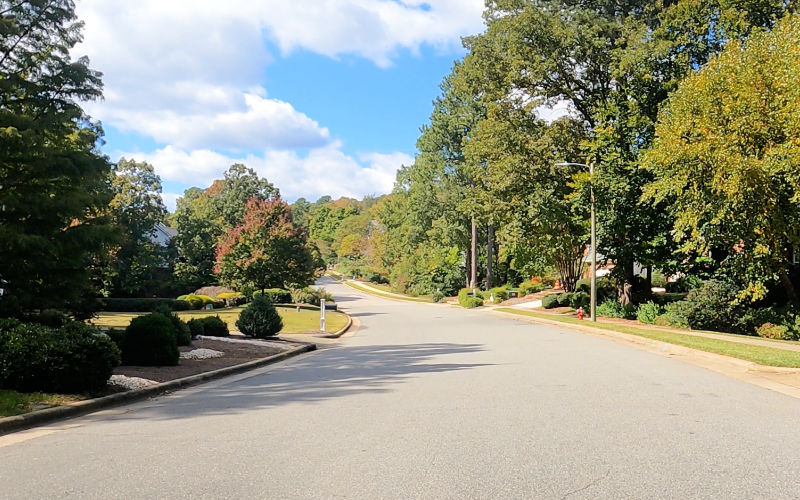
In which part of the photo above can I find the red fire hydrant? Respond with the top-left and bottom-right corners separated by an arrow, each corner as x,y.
577,306 -> 584,320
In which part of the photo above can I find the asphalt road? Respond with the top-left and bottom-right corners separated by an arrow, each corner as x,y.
2,277 -> 800,499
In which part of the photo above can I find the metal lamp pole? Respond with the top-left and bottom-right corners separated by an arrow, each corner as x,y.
556,161 -> 597,322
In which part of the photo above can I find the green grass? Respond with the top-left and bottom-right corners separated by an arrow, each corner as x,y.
345,281 -> 433,303
0,390 -> 85,418
91,305 -> 349,334
496,308 -> 800,368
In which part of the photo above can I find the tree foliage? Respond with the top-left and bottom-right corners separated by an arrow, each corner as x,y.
215,199 -> 318,293
0,0 -> 115,317
643,13 -> 800,301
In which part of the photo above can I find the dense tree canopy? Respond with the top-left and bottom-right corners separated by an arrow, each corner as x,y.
0,0 -> 114,317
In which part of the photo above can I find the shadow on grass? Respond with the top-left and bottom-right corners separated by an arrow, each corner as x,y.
117,343 -> 488,421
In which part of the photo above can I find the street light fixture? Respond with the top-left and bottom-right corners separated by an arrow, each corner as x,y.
555,161 -> 596,322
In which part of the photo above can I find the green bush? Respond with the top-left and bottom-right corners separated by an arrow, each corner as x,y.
432,291 -> 445,303
569,291 -> 590,309
101,298 -> 191,312
671,280 -> 752,333
636,301 -> 664,325
458,288 -> 483,308
665,275 -> 704,293
154,306 -> 191,346
0,320 -> 120,393
186,318 -> 205,338
653,301 -> 691,328
575,277 -> 616,302
652,292 -> 687,305
253,289 -> 292,304
236,296 -> 283,338
596,298 -> 636,319
556,293 -> 572,307
488,286 -> 509,303
519,280 -> 545,296
217,292 -> 247,306
651,272 -> 668,288
291,287 -> 333,306
121,313 -> 179,366
106,328 -> 126,350
201,316 -> 229,337
541,294 -> 560,309
28,309 -> 69,328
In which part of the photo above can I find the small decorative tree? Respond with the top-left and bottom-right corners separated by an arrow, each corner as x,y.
236,296 -> 283,338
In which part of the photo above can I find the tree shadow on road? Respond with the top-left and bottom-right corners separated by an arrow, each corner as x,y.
126,343 -> 489,420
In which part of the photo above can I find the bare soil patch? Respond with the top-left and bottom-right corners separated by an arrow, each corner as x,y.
114,338 -> 303,383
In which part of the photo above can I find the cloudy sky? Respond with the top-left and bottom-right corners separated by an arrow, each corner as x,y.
73,0 -> 486,210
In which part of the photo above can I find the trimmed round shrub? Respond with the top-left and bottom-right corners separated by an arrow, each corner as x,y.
236,296 -> 283,338
636,301 -> 664,325
556,293 -> 572,307
187,318 -> 205,337
201,316 -> 229,337
154,306 -> 191,346
0,320 -> 120,393
542,294 -> 560,309
121,313 -> 179,366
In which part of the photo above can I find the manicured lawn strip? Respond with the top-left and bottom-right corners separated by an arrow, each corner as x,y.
344,281 -> 432,303
91,306 -> 349,333
0,390 -> 85,418
496,308 -> 800,368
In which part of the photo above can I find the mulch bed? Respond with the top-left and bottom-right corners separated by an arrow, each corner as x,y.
113,338 -> 300,383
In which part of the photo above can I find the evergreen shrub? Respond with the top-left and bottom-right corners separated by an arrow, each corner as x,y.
236,296 -> 283,338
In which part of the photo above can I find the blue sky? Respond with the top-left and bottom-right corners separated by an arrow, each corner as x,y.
75,0 -> 485,210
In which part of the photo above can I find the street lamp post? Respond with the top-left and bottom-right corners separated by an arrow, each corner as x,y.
556,161 -> 596,322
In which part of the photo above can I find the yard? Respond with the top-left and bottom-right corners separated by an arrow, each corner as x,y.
91,305 -> 349,334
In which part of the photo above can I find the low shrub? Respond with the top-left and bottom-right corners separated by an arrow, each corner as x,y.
669,280 -> 754,333
236,296 -> 283,338
253,289 -> 292,304
653,301 -> 691,329
432,291 -> 445,303
182,294 -> 217,310
652,293 -> 687,305
519,280 -> 545,296
458,288 -> 483,308
217,292 -> 247,306
636,301 -> 664,325
101,298 -> 191,312
106,328 -> 126,350
200,316 -> 229,337
665,275 -> 704,293
575,277 -> 616,302
0,320 -> 120,393
186,318 -> 205,338
756,322 -> 791,340
28,309 -> 69,328
557,293 -> 572,307
154,306 -> 191,346
597,298 -> 636,319
121,313 -> 179,366
651,272 -> 668,288
542,294 -> 560,309
363,271 -> 388,284
569,291 -> 590,310
480,286 -> 508,303
292,287 -> 334,306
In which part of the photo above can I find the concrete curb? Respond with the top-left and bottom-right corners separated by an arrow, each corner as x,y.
321,312 -> 353,338
0,343 -> 316,436
343,280 -> 442,306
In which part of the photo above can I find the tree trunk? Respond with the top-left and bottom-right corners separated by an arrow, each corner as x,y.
486,224 -> 494,290
780,268 -> 799,303
470,217 -> 477,289
465,244 -> 471,289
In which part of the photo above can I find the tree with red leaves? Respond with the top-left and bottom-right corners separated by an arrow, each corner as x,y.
215,199 -> 318,294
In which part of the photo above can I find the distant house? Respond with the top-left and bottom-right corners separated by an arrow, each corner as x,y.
150,222 -> 178,247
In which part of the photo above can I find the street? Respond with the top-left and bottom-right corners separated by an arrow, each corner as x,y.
2,277 -> 800,499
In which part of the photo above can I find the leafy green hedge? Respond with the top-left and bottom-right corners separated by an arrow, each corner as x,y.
253,288 -> 292,304
458,289 -> 483,308
0,320 -> 120,393
187,316 -> 229,337
101,298 -> 192,312
237,296 -> 282,338
519,280 -> 546,296
542,294 -> 560,309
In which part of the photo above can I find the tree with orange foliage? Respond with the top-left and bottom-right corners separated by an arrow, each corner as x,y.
215,199 -> 318,294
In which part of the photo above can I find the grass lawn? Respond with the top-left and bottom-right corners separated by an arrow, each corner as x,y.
0,390 -> 85,418
91,305 -> 349,334
496,308 -> 800,368
345,280 -> 433,303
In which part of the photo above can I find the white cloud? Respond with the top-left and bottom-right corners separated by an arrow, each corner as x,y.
120,145 -> 413,205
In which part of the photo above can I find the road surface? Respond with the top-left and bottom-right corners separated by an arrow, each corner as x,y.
2,277 -> 800,498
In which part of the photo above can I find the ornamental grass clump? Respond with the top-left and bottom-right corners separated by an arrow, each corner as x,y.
236,296 -> 283,338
